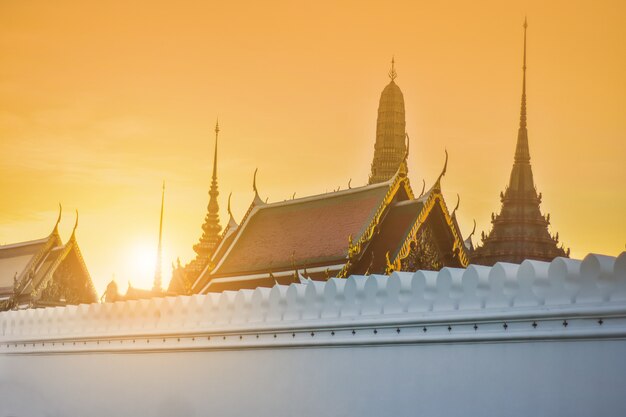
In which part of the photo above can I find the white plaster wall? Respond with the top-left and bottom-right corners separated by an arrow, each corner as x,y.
1,339 -> 626,417
2,252 -> 625,417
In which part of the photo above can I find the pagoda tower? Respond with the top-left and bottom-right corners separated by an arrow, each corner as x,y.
472,19 -> 568,266
189,121 -> 223,275
368,58 -> 407,184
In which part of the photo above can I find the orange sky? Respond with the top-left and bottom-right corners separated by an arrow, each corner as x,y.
1,0 -> 625,295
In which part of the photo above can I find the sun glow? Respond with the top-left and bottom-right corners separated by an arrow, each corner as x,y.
125,242 -> 158,289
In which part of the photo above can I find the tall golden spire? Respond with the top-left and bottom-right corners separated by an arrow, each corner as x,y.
192,120 -> 223,262
515,17 -> 530,164
369,57 -> 407,184
153,181 -> 165,292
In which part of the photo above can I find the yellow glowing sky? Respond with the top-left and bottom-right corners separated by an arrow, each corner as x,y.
1,0 -> 625,295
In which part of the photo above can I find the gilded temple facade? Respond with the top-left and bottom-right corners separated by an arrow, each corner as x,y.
0,208 -> 97,311
471,20 -> 568,265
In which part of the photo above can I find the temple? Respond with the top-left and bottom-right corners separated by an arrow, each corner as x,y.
186,62 -> 470,293
471,19 -> 568,266
0,207 -> 97,311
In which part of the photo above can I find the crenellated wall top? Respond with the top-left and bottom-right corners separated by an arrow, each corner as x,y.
1,253 -> 625,352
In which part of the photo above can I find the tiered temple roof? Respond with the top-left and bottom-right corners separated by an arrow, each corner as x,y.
0,207 -> 97,311
471,19 -> 568,266
192,156 -> 470,293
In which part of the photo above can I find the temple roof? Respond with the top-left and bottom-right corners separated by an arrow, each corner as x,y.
0,236 -> 58,292
211,181 -> 392,277
0,210 -> 98,310
359,199 -> 424,273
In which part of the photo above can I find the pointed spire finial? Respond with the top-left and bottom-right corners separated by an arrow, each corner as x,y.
211,120 -> 219,182
520,17 -> 528,129
388,56 -> 397,81
514,16 -> 531,164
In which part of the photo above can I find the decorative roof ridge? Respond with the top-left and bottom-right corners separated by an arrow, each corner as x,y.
339,171 -> 415,277
392,199 -> 423,208
0,236 -> 51,251
250,180 -> 391,212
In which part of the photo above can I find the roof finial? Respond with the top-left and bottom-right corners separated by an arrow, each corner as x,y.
388,56 -> 397,81
153,181 -> 165,292
452,193 -> 460,217
253,168 -> 258,194
418,179 -> 426,198
404,132 -> 410,161
70,209 -> 79,239
52,203 -> 62,235
435,149 -> 449,185
227,192 -> 233,218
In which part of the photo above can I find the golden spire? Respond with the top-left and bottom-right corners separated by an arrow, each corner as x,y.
388,56 -> 397,81
212,119 -> 219,181
193,119 -> 223,263
515,17 -> 531,163
153,181 -> 165,292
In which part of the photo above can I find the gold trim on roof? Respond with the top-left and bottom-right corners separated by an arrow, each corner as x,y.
390,190 -> 470,272
340,166 -> 414,278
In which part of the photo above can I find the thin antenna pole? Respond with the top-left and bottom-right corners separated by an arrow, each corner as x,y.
153,181 -> 165,292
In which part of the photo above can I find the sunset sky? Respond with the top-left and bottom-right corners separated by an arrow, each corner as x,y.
1,0 -> 624,295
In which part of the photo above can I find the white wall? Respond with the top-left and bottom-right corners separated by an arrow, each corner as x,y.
1,252 -> 625,417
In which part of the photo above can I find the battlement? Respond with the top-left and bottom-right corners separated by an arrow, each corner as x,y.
1,252 -> 624,353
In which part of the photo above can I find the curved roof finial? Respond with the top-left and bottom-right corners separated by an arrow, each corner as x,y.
348,178 -> 352,189
452,193 -> 460,217
52,203 -> 62,234
404,132 -> 410,160
388,56 -> 397,81
252,168 -> 265,205
70,209 -> 79,239
227,192 -> 233,218
418,179 -> 426,198
435,149 -> 449,186
253,168 -> 259,194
